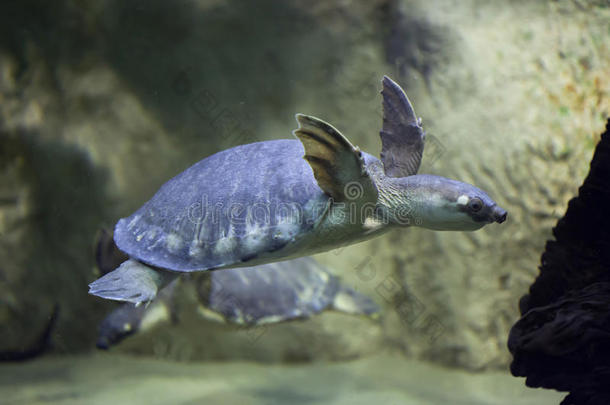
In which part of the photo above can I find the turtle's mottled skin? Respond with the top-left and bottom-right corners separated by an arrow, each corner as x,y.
90,76 -> 507,305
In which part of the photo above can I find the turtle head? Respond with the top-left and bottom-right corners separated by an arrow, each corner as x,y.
378,174 -> 507,231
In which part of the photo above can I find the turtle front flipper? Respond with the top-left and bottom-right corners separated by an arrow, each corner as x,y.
293,114 -> 378,205
88,259 -> 178,305
380,76 -> 425,177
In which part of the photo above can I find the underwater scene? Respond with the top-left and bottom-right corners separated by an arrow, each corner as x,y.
1,1 -> 609,404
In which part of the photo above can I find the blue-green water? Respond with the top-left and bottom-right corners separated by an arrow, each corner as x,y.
1,1 -> 608,404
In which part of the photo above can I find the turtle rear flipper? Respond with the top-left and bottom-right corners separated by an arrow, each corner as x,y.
88,259 -> 177,305
331,285 -> 380,318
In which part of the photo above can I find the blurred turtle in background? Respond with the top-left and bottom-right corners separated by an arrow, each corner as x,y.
94,230 -> 379,349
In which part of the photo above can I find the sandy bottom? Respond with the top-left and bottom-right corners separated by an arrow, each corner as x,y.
0,354 -> 563,405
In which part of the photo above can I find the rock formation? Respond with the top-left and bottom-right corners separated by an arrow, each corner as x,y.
509,120 -> 610,405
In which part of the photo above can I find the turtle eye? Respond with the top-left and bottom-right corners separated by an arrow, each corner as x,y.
468,197 -> 483,212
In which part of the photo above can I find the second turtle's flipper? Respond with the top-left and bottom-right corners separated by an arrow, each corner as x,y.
331,285 -> 381,318
88,259 -> 178,305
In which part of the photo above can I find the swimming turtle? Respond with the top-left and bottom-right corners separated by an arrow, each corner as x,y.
96,256 -> 379,349
89,76 -> 507,305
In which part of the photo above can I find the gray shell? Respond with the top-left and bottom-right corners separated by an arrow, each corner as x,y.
204,256 -> 340,324
115,140 -> 332,272
116,139 -> 379,272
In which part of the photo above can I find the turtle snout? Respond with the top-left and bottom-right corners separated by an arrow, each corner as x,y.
492,206 -> 507,224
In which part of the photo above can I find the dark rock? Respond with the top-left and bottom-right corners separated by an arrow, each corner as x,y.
0,305 -> 59,362
508,119 -> 610,405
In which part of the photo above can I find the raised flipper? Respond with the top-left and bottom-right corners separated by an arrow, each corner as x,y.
293,114 -> 378,204
88,259 -> 178,305
380,75 -> 425,177
331,285 -> 381,318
